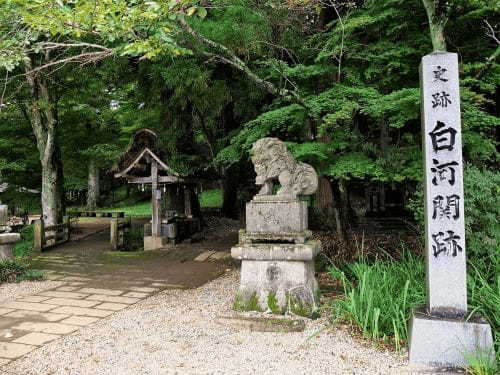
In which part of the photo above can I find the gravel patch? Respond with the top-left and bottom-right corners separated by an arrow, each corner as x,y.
4,271 -> 407,375
0,280 -> 64,304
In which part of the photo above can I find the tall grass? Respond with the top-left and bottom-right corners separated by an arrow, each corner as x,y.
329,251 -> 425,350
329,251 -> 499,363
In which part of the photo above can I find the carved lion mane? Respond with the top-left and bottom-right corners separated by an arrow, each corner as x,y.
250,138 -> 318,198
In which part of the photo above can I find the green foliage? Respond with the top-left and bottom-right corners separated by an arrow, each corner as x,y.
123,226 -> 144,251
14,225 -> 34,258
98,202 -> 152,217
216,104 -> 307,165
0,260 -> 43,284
267,292 -> 282,314
330,251 -> 500,358
286,293 -> 318,319
463,347 -> 498,375
199,189 -> 223,208
329,251 -> 425,351
233,293 -> 263,312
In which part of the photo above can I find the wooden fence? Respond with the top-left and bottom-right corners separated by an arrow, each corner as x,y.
69,211 -> 125,218
33,216 -> 70,252
110,218 -> 131,250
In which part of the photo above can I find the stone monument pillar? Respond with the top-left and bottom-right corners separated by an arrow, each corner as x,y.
231,138 -> 321,315
408,52 -> 494,367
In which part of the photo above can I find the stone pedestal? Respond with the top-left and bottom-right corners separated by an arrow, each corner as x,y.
246,196 -> 307,239
409,308 -> 494,367
232,241 -> 320,313
0,233 -> 20,260
143,235 -> 169,251
232,195 -> 320,315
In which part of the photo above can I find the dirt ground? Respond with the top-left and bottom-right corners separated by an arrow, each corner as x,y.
28,217 -> 239,290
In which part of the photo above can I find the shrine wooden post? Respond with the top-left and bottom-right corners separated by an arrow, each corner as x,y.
151,159 -> 161,237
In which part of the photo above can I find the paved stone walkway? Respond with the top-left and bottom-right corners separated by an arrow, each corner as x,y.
0,276 -> 173,367
0,223 -> 235,369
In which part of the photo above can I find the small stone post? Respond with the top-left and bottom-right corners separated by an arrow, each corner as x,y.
110,218 -> 118,250
408,52 -> 494,367
63,216 -> 70,242
33,219 -> 45,252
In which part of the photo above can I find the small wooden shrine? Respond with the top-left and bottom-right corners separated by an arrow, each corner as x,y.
112,129 -> 201,250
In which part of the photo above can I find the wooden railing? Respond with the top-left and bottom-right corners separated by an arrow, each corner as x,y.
33,216 -> 70,252
110,218 -> 131,250
69,211 -> 125,218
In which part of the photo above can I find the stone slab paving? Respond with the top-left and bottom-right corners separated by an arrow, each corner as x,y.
0,220 -> 230,369
0,279 -> 166,367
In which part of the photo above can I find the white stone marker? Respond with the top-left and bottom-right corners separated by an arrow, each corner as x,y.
409,52 -> 494,368
421,52 -> 466,315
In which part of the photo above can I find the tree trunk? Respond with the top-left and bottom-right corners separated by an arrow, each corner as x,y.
313,177 -> 335,230
422,0 -> 449,52
24,55 -> 63,226
313,134 -> 335,229
87,159 -> 100,210
222,166 -> 239,219
379,120 -> 389,212
41,152 -> 63,226
331,179 -> 350,241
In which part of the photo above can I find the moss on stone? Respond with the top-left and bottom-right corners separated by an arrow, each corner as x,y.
285,292 -> 319,318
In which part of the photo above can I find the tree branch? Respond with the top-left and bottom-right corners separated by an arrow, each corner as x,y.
178,18 -> 306,107
23,51 -> 113,75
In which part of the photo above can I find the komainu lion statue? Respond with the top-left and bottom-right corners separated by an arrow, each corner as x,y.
250,138 -> 318,198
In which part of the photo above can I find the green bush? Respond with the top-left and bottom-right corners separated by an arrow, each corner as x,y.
123,225 -> 144,251
0,260 -> 43,283
14,225 -> 34,257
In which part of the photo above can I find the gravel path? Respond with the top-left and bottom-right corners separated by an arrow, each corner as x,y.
0,280 -> 64,304
3,271 -> 407,375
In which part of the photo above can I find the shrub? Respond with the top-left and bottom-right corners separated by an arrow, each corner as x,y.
14,225 -> 34,257
0,260 -> 43,283
123,225 -> 144,251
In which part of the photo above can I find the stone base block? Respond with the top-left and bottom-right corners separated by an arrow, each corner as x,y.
143,236 -> 170,251
246,198 -> 307,235
409,308 -> 495,368
0,233 -> 20,260
0,244 -> 14,260
239,229 -> 311,244
232,241 -> 320,261
232,242 -> 320,314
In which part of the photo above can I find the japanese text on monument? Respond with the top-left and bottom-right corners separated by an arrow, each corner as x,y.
421,52 -> 467,314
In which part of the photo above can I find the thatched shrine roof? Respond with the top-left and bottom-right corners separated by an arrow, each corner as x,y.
112,129 -> 180,179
